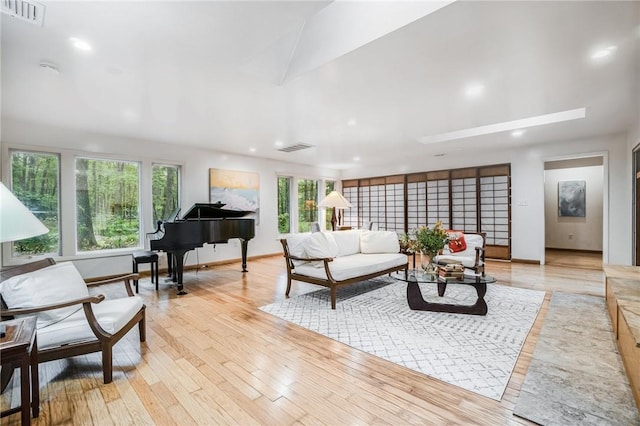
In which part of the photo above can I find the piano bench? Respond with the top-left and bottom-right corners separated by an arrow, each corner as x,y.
132,250 -> 159,292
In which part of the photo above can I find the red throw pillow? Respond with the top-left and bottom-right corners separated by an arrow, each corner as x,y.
447,230 -> 467,253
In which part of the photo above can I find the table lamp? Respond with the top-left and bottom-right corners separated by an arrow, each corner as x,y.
318,191 -> 352,231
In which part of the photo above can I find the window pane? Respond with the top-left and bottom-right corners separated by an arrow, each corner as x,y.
76,157 -> 140,251
297,179 -> 318,233
325,180 -> 335,230
277,176 -> 291,233
152,164 -> 180,223
10,150 -> 60,257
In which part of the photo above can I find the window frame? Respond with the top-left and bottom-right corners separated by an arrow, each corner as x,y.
1,142 -> 183,265
6,148 -> 62,260
277,174 -> 336,234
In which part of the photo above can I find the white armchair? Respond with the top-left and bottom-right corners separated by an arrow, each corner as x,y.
0,258 -> 146,386
434,232 -> 486,276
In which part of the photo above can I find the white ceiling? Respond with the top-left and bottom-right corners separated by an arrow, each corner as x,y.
2,1 -> 639,170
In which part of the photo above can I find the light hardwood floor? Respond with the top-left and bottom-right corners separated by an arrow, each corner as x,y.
1,255 -> 605,425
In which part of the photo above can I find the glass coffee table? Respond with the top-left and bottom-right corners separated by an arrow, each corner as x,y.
391,269 -> 496,315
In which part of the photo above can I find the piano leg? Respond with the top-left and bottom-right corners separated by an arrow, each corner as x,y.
166,252 -> 173,278
240,239 -> 249,272
173,250 -> 188,295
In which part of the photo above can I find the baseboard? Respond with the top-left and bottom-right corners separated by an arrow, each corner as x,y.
86,252 -> 282,282
545,248 -> 603,254
511,258 -> 541,265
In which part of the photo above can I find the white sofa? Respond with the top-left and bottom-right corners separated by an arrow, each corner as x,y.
280,229 -> 408,309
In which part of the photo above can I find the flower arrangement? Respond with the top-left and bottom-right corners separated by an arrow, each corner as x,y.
412,221 -> 448,259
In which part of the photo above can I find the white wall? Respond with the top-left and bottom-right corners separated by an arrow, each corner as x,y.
2,118 -> 635,271
342,132 -> 632,265
0,118 -> 340,277
544,166 -> 603,251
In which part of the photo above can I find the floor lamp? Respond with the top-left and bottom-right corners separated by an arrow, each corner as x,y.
318,191 -> 352,231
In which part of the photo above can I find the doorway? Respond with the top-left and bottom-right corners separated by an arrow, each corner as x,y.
543,157 -> 604,270
635,147 -> 640,265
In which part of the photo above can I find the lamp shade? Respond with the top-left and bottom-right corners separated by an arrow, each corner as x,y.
0,182 -> 49,243
318,191 -> 352,209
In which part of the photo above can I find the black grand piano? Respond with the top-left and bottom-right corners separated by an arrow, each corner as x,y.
149,203 -> 255,294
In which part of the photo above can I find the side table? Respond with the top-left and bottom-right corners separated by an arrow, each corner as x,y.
0,316 -> 39,426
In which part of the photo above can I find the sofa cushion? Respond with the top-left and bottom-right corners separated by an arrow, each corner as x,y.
304,232 -> 339,267
331,229 -> 361,256
284,233 -> 312,266
360,230 -> 400,254
294,253 -> 407,281
1,261 -> 89,329
37,296 -> 144,349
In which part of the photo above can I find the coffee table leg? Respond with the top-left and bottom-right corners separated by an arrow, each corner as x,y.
406,277 -> 488,316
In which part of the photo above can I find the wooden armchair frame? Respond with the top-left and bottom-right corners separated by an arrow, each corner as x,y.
0,258 -> 146,386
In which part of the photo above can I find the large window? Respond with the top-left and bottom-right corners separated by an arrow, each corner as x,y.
75,157 -> 140,252
277,176 -> 291,233
152,164 -> 180,223
9,150 -> 60,257
297,179 -> 318,233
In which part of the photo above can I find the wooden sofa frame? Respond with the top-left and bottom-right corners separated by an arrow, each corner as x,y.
0,258 -> 146,386
280,239 -> 409,309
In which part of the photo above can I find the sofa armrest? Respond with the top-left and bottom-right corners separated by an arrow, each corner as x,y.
286,254 -> 334,263
1,294 -> 106,316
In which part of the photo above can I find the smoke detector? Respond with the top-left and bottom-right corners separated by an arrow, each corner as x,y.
1,0 -> 45,26
39,61 -> 59,74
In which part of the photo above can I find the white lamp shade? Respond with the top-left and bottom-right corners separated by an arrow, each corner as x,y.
318,191 -> 352,209
0,182 -> 49,243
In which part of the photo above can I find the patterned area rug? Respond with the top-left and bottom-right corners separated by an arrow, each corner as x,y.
513,292 -> 640,425
260,278 -> 545,400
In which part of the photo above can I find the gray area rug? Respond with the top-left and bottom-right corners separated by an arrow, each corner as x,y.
260,278 -> 545,400
514,292 -> 640,425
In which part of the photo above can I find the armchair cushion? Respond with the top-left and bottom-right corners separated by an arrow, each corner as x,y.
37,296 -> 144,349
1,262 -> 89,328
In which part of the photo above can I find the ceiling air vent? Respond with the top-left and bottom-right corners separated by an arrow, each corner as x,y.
277,143 -> 315,153
2,0 -> 45,26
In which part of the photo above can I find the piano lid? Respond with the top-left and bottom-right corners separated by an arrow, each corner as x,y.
181,203 -> 253,220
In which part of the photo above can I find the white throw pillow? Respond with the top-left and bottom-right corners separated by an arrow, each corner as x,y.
304,232 -> 339,267
331,229 -> 361,256
1,262 -> 90,329
360,230 -> 400,254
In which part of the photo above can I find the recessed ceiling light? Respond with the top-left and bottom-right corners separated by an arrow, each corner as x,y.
69,37 -> 92,51
274,140 -> 284,147
591,45 -> 617,59
353,156 -> 360,161
465,84 -> 485,97
249,148 -> 256,153
511,129 -> 526,137
347,119 -> 357,126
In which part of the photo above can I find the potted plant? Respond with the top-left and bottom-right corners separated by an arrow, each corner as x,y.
412,221 -> 448,273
